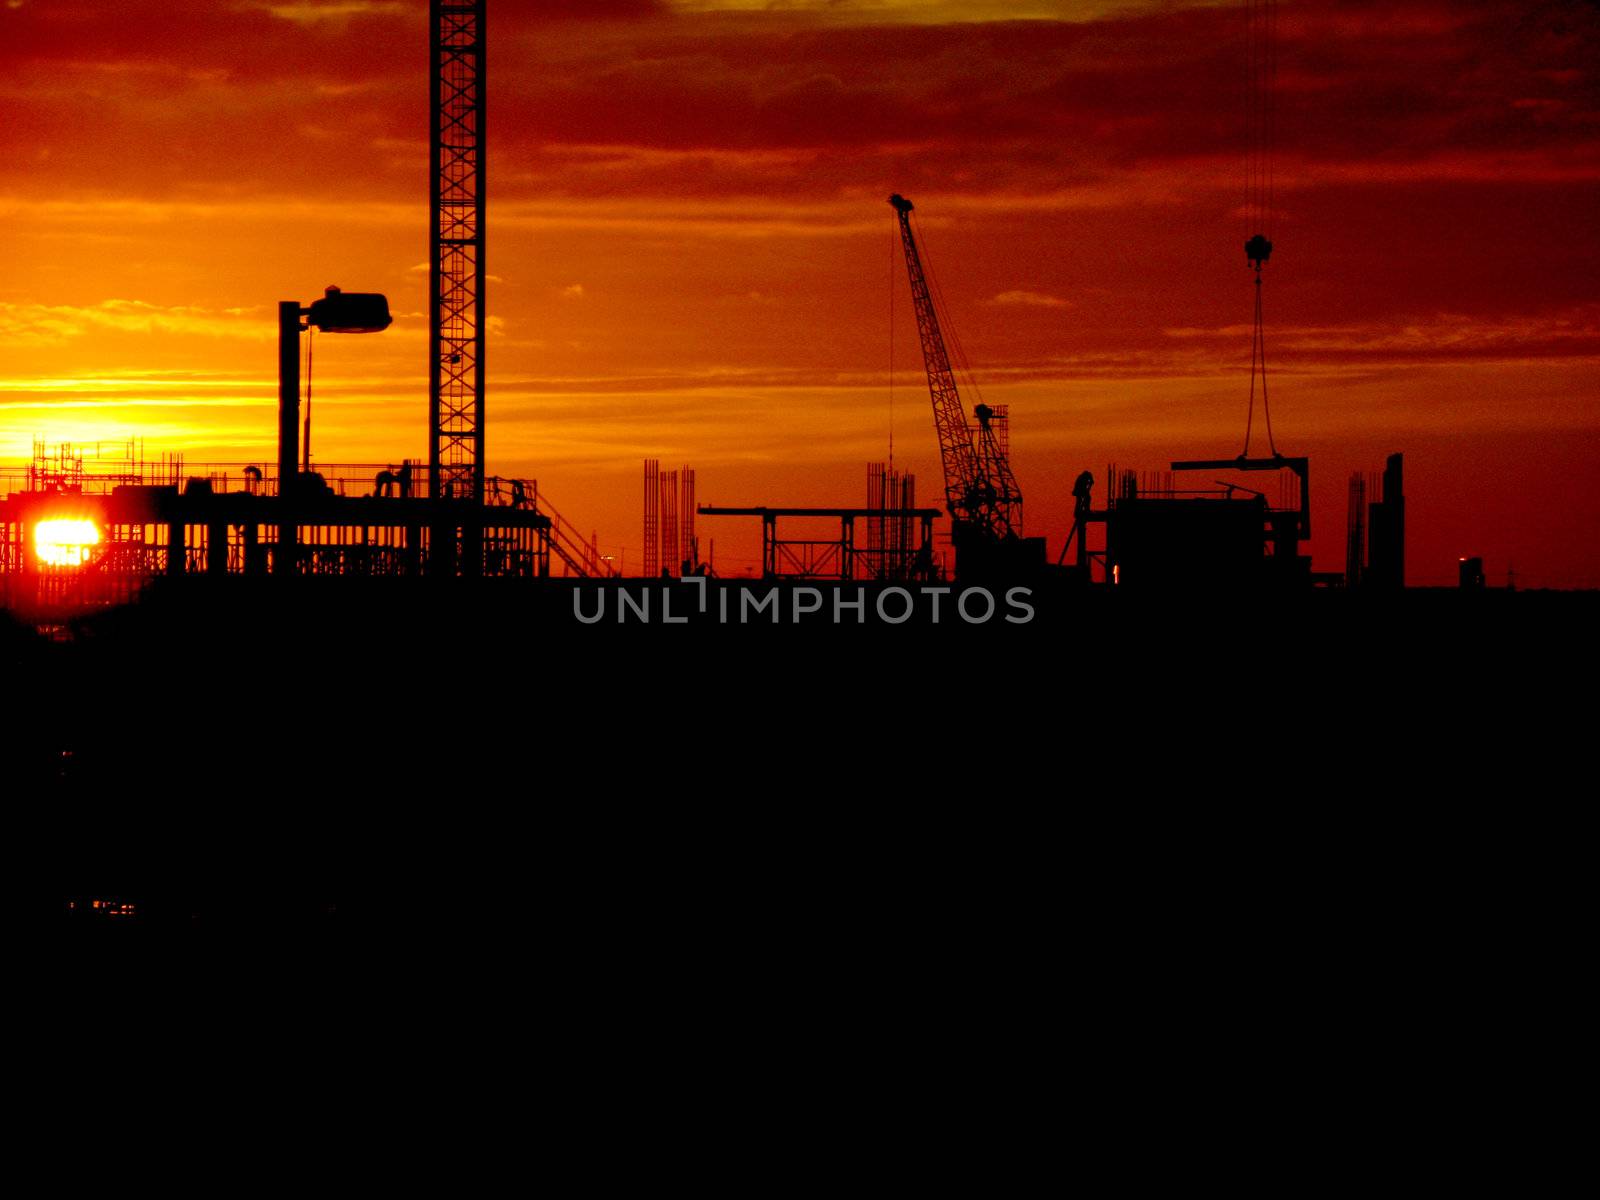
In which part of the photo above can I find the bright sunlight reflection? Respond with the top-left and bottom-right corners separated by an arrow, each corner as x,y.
33,518 -> 101,567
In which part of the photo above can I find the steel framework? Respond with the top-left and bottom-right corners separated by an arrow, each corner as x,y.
698,506 -> 939,581
661,467 -> 679,580
643,459 -> 659,578
679,468 -> 696,575
431,1 -> 485,506
866,463 -> 921,581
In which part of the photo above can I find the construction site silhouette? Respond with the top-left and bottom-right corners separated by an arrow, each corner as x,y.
9,1 -> 1590,932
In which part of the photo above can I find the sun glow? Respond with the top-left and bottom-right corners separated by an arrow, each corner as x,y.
33,518 -> 102,567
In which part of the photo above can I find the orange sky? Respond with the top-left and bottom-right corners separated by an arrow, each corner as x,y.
2,0 -> 1597,584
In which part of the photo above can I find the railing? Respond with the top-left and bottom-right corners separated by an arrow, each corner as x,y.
2,459 -> 624,583
516,485 -> 616,578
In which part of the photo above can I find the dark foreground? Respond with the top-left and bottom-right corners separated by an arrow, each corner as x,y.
11,577 -> 1580,1195
5,575 -> 1590,931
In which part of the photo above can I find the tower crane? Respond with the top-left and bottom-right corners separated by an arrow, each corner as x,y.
889,195 -> 1025,575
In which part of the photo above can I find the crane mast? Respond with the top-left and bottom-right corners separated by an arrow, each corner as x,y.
431,0 -> 485,510
889,195 -> 1020,544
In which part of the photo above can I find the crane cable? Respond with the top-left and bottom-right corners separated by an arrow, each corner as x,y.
1243,0 -> 1278,458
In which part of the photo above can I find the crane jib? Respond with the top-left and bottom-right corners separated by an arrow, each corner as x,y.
890,197 -> 1020,541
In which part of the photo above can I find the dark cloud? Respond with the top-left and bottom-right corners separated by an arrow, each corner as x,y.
515,0 -> 665,17
450,2 -> 1593,359
0,1 -> 422,81
485,1 -> 1600,183
0,1 -> 1595,205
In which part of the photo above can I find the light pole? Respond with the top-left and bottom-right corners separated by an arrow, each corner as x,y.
277,286 -> 392,573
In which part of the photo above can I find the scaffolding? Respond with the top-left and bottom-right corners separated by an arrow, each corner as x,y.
0,448 -> 581,619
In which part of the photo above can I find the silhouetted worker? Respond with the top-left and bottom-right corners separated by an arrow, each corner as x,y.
1072,470 -> 1094,516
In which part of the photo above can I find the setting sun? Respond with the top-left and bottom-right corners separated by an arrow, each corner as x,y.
32,517 -> 101,567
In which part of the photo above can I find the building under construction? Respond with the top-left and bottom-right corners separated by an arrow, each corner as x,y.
1095,456 -> 1311,588
0,439 -> 620,621
0,3 -> 613,625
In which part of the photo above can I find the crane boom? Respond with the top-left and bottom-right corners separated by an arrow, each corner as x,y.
889,195 -> 1019,543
